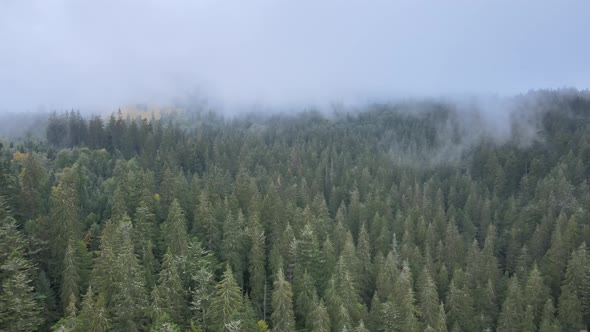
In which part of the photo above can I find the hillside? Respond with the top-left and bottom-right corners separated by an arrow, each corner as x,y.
1,90 -> 590,331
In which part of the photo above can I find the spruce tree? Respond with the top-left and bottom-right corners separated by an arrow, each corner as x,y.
310,299 -> 331,332
446,275 -> 476,332
539,299 -> 560,332
188,239 -> 217,330
195,191 -> 220,252
248,214 -> 267,319
355,320 -> 369,332
0,249 -> 43,331
222,210 -> 247,287
152,249 -> 187,325
75,286 -> 110,332
418,267 -> 440,329
0,218 -> 43,331
271,268 -> 296,332
523,263 -> 550,327
162,199 -> 189,257
94,217 -> 148,331
435,302 -> 448,332
357,222 -> 373,304
61,240 -> 81,311
208,265 -> 244,331
497,277 -> 524,332
558,280 -> 583,331
294,270 -> 318,329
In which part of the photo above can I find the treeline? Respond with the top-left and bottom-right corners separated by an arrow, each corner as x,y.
1,90 -> 590,331
46,110 -> 157,154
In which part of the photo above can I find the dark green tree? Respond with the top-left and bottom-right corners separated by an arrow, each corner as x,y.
152,249 -> 187,325
161,199 -> 189,257
208,265 -> 245,331
0,216 -> 43,331
271,268 -> 296,332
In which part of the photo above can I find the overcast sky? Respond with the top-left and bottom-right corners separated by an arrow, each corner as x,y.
1,0 -> 589,112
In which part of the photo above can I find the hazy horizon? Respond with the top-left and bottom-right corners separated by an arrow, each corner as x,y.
1,1 -> 589,113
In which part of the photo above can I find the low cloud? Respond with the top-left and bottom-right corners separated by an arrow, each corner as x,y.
0,0 -> 589,113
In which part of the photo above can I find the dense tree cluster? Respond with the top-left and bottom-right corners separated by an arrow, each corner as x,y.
1,90 -> 590,331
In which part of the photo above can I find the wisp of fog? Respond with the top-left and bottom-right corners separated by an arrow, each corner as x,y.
0,0 -> 589,116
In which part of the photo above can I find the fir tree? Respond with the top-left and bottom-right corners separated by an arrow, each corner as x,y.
497,277 -> 524,332
271,268 -> 296,332
0,215 -> 43,331
152,249 -> 187,325
418,267 -> 440,329
310,299 -> 331,332
208,265 -> 245,331
222,210 -> 247,287
75,286 -> 110,332
248,214 -> 267,319
161,199 -> 189,257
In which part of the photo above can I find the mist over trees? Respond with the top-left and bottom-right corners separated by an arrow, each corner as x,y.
1,90 -> 590,331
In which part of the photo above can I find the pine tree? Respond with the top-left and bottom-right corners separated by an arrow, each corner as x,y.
151,314 -> 182,332
355,320 -> 369,332
368,291 -> 383,332
0,215 -> 43,331
376,250 -> 398,300
36,270 -> 58,330
111,185 -> 129,221
497,277 -> 524,332
208,265 -> 244,331
523,263 -> 550,327
294,270 -> 318,329
539,299 -> 561,332
49,166 -> 82,302
143,240 -> 158,290
319,236 -> 336,292
394,261 -> 420,332
93,217 -> 148,331
162,199 -> 189,257
297,222 -> 320,283
195,191 -> 220,252
476,278 -> 498,330
541,213 -> 569,296
341,231 -> 360,287
187,239 -> 217,330
52,293 -> 78,332
133,201 -> 156,261
271,268 -> 296,332
481,223 -> 499,285
446,274 -> 476,332
75,286 -> 110,332
435,302 -> 448,332
334,303 -> 352,331
222,210 -> 247,287
310,299 -> 331,332
521,305 -> 536,332
357,222 -> 373,304
0,225 -> 43,331
159,166 -> 179,216
61,240 -> 81,311
558,280 -> 583,331
152,249 -> 187,325
418,267 -> 440,329
17,152 -> 48,220
380,299 -> 399,332
563,243 -> 590,321
248,214 -> 267,319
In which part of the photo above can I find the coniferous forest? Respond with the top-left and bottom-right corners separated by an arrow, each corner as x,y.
2,90 -> 590,332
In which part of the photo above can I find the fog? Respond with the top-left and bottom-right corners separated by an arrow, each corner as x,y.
1,0 -> 589,113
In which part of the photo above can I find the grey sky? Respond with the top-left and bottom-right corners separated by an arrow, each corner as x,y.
1,0 -> 589,112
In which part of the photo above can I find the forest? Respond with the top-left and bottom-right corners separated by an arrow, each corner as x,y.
1,90 -> 590,332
